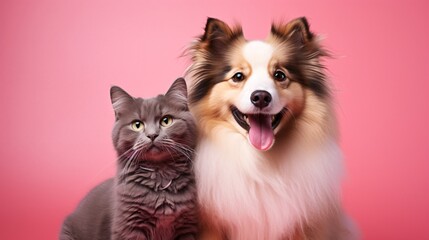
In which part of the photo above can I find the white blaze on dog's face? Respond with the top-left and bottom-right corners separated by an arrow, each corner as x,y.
238,41 -> 279,114
188,17 -> 327,151
224,40 -> 306,151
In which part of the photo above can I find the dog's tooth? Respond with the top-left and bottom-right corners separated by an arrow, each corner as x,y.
244,115 -> 250,125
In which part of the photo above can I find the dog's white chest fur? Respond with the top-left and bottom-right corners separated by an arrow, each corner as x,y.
194,129 -> 343,240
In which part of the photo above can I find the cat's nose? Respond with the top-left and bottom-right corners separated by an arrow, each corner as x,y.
147,134 -> 158,142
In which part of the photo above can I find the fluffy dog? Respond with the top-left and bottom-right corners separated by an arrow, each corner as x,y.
186,17 -> 356,240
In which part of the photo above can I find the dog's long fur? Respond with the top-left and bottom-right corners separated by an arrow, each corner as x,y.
187,17 -> 356,240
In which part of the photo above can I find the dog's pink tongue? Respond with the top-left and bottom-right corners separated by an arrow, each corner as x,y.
248,114 -> 274,151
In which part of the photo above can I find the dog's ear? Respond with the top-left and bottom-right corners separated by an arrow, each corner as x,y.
271,17 -> 314,44
200,18 -> 243,50
202,18 -> 234,41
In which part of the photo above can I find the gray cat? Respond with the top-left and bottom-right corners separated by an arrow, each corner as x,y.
60,78 -> 199,240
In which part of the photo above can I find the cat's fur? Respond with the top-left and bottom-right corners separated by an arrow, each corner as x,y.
60,78 -> 198,240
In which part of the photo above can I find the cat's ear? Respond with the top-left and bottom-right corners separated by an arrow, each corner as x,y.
110,86 -> 134,120
165,78 -> 188,110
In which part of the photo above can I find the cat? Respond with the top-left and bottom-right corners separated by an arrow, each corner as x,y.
60,78 -> 199,240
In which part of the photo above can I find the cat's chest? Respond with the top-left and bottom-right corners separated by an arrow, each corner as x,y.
116,171 -> 195,216
114,187 -> 192,240
117,184 -> 181,216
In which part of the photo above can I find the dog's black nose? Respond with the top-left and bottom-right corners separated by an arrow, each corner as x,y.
251,90 -> 272,108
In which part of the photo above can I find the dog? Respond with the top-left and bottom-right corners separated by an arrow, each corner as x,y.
186,17 -> 356,239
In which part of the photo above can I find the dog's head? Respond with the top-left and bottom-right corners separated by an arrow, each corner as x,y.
187,17 -> 329,151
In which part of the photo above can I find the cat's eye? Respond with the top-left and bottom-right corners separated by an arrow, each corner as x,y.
273,70 -> 287,82
232,72 -> 245,82
131,121 -> 144,131
160,115 -> 173,127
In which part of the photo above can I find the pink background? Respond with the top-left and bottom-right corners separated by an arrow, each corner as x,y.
1,0 -> 428,239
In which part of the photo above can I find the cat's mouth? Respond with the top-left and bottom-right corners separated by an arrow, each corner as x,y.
146,144 -> 162,153
142,143 -> 178,162
231,106 -> 285,151
131,143 -> 164,160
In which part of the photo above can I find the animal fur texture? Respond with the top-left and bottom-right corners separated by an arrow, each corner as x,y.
60,78 -> 199,240
186,17 -> 357,240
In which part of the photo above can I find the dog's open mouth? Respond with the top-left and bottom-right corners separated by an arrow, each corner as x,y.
231,106 -> 285,151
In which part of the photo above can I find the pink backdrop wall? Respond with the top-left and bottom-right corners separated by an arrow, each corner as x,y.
1,1 -> 428,239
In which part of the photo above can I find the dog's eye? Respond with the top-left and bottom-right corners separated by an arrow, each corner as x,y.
232,72 -> 245,82
273,70 -> 287,82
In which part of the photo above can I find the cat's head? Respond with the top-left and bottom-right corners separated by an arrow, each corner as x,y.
110,78 -> 196,163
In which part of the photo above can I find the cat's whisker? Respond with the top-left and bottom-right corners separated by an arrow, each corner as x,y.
119,148 -> 142,180
132,141 -> 150,152
117,148 -> 135,177
164,139 -> 195,156
162,144 -> 176,162
116,145 -> 146,168
162,138 -> 194,152
160,141 -> 194,161
164,144 -> 192,163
